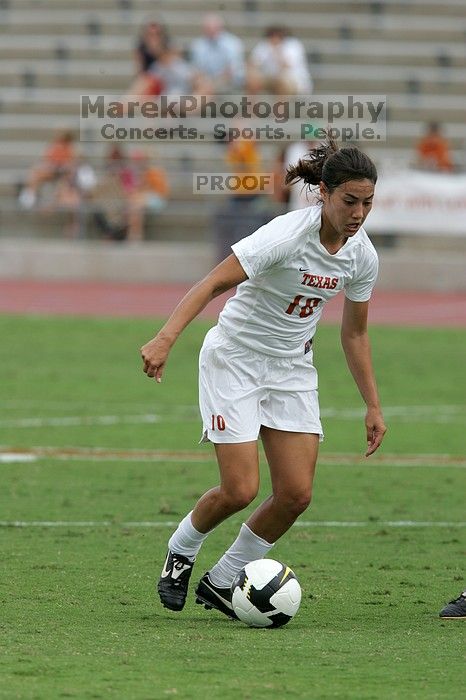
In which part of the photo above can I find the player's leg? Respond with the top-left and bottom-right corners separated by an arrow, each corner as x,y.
207,429 -> 318,584
158,441 -> 259,612
196,347 -> 322,617
192,442 -> 260,532
159,327 -> 263,612
247,428 -> 319,542
246,364 -> 321,543
196,430 -> 318,618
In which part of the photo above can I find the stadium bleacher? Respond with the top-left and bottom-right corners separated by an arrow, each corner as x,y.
0,0 -> 465,287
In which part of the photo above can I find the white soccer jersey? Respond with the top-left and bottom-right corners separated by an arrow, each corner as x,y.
217,204 -> 378,357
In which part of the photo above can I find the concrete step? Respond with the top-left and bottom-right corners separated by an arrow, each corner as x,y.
0,236 -> 465,291
0,171 -> 212,198
4,48 -> 465,70
2,97 -> 465,127
1,9 -> 466,42
0,236 -> 217,285
1,35 -> 465,68
0,72 -> 128,91
0,137 -> 270,162
3,137 -> 451,170
0,59 -> 465,95
0,24 -> 464,43
0,45 -> 129,62
1,112 -> 464,143
3,86 -> 466,113
3,0 -> 466,11
4,0 -> 466,13
0,202 -> 214,241
8,69 -> 463,95
312,51 -> 466,69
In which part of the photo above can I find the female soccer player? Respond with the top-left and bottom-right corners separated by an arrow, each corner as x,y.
141,137 -> 387,618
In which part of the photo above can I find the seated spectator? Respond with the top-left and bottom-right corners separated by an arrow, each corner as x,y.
105,144 -> 136,193
91,145 -> 132,241
128,43 -> 204,100
126,151 -> 169,242
149,45 -> 202,96
50,158 -> 96,239
190,13 -> 245,94
128,20 -> 170,98
247,27 -> 313,96
135,19 -> 169,74
19,131 -> 77,209
414,122 -> 455,172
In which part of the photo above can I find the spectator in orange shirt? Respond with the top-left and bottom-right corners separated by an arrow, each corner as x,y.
225,137 -> 261,197
415,122 -> 454,172
19,131 -> 77,209
127,151 -> 169,241
214,135 -> 271,261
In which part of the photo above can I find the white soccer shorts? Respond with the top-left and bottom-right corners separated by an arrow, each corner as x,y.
198,326 -> 323,444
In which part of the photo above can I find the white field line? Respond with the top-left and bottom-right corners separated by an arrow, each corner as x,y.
0,453 -> 37,463
1,446 -> 466,467
1,400 -> 461,413
0,400 -> 200,415
0,520 -> 465,529
0,405 -> 465,429
0,447 -> 210,463
0,415 -> 161,428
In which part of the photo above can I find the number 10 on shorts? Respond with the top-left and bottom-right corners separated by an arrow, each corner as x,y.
211,414 -> 226,431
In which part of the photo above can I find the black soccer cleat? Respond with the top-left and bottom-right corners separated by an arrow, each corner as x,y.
157,550 -> 195,611
195,572 -> 238,620
439,591 -> 466,619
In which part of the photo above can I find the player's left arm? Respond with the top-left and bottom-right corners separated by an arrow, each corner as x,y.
340,297 -> 387,456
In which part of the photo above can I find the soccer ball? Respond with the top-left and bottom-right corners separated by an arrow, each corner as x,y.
231,559 -> 302,628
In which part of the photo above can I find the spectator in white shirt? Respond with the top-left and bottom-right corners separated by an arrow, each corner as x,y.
247,26 -> 313,96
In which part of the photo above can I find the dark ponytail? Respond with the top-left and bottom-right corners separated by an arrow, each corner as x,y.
285,134 -> 377,194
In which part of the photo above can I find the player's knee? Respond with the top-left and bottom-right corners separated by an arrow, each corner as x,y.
279,489 -> 312,517
223,486 -> 258,512
296,490 -> 312,514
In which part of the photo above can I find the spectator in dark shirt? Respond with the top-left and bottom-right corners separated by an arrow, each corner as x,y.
135,19 -> 169,74
128,20 -> 170,98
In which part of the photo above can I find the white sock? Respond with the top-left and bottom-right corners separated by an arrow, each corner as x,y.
209,523 -> 274,588
168,511 -> 210,561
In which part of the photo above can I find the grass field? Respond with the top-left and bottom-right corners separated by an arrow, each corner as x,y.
1,315 -> 465,700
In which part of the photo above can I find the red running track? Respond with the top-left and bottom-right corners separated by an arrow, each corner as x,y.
0,279 -> 465,327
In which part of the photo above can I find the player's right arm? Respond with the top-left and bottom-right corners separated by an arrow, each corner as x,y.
141,254 -> 247,383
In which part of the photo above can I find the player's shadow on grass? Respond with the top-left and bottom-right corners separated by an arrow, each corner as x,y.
139,611 -> 236,625
137,611 -> 305,630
